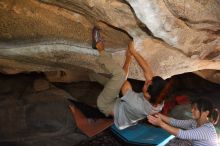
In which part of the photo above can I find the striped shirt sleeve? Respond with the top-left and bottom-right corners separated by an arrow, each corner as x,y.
170,118 -> 196,130
177,125 -> 214,141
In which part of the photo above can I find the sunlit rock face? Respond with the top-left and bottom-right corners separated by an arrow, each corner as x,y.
0,0 -> 220,83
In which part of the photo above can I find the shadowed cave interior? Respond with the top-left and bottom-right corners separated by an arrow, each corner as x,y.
0,72 -> 219,146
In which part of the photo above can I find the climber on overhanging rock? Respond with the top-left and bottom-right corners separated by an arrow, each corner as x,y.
71,26 -> 172,131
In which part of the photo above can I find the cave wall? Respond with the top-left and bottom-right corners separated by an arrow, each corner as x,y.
0,0 -> 220,83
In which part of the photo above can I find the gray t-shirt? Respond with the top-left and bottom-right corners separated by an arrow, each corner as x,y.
114,90 -> 163,130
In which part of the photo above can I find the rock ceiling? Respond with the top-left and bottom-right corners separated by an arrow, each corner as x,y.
0,0 -> 220,83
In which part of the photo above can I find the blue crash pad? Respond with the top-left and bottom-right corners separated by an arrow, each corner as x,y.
111,123 -> 175,146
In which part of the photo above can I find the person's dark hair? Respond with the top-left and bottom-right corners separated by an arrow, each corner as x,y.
191,98 -> 219,125
148,76 -> 167,104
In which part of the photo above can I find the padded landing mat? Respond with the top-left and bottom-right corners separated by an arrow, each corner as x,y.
111,123 -> 174,146
69,105 -> 113,137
